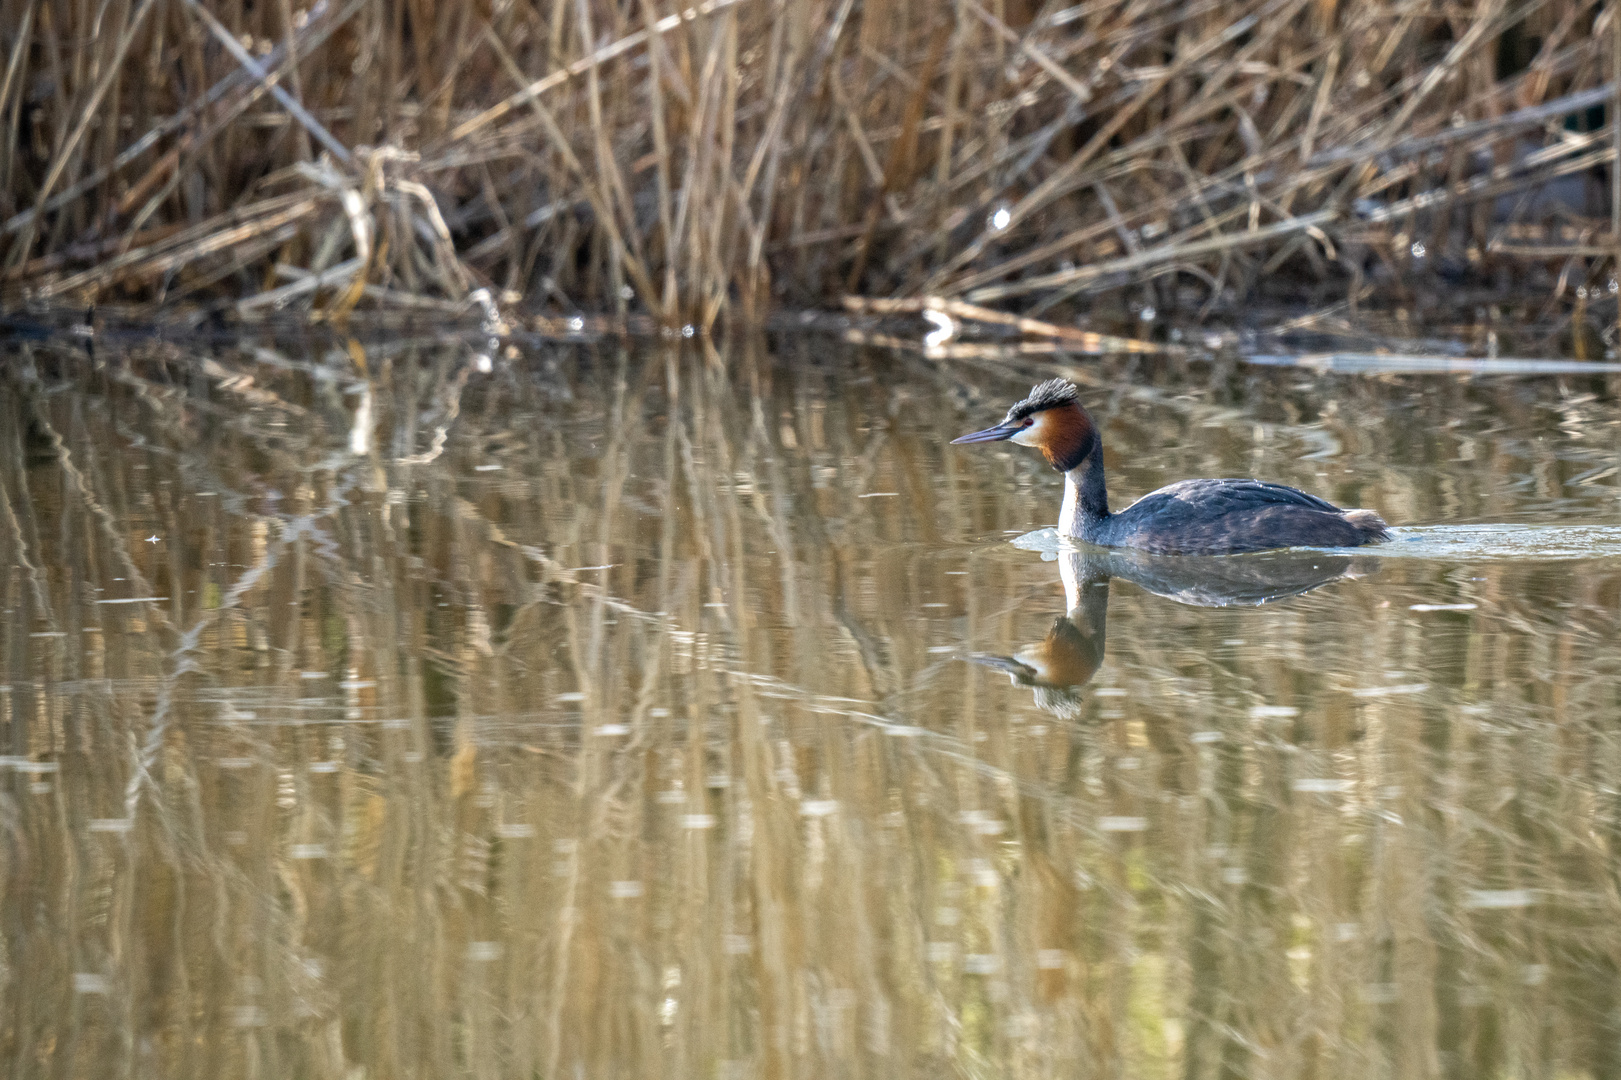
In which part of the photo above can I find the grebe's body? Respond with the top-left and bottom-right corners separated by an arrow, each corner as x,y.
955,379 -> 1389,556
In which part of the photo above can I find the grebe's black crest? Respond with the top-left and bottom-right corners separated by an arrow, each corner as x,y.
1005,378 -> 1079,424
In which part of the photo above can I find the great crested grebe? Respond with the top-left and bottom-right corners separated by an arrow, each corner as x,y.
953,379 -> 1389,555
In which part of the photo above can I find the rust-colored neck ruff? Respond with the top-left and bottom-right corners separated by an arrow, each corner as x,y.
1030,404 -> 1096,474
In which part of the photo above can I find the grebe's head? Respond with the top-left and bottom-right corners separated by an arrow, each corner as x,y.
951,378 -> 1097,471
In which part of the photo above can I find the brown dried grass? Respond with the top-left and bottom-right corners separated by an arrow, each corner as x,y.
0,0 -> 1617,325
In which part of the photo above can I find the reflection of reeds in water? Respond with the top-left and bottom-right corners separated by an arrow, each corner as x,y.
2,340 -> 1621,1077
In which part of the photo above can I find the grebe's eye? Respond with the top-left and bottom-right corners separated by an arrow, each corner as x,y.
1022,417 -> 1034,427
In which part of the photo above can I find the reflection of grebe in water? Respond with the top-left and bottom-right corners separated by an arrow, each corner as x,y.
953,379 -> 1389,555
970,553 -> 1108,720
971,546 -> 1367,717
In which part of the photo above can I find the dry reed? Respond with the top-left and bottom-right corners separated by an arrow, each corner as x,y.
1,0 -> 1619,327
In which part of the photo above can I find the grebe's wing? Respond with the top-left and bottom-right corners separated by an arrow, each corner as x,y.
1110,479 -> 1384,554
1122,478 -> 1344,517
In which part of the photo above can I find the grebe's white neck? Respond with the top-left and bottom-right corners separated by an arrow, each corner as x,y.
1059,471 -> 1085,538
1059,451 -> 1110,539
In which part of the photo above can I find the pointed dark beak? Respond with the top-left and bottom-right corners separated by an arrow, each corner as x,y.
951,422 -> 1020,445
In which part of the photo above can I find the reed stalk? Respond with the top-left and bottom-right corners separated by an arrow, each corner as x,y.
0,0 -> 1615,327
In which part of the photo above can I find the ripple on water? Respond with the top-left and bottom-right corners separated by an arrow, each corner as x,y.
1376,525 -> 1621,561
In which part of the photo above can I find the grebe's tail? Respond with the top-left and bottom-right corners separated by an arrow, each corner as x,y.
1344,509 -> 1390,545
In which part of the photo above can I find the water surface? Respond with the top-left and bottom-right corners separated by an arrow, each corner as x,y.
3,335 -> 1620,1078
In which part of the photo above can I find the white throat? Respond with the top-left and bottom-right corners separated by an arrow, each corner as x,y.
1058,469 -> 1086,538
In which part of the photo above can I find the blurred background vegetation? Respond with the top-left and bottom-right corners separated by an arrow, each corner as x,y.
2,0 -> 1620,327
